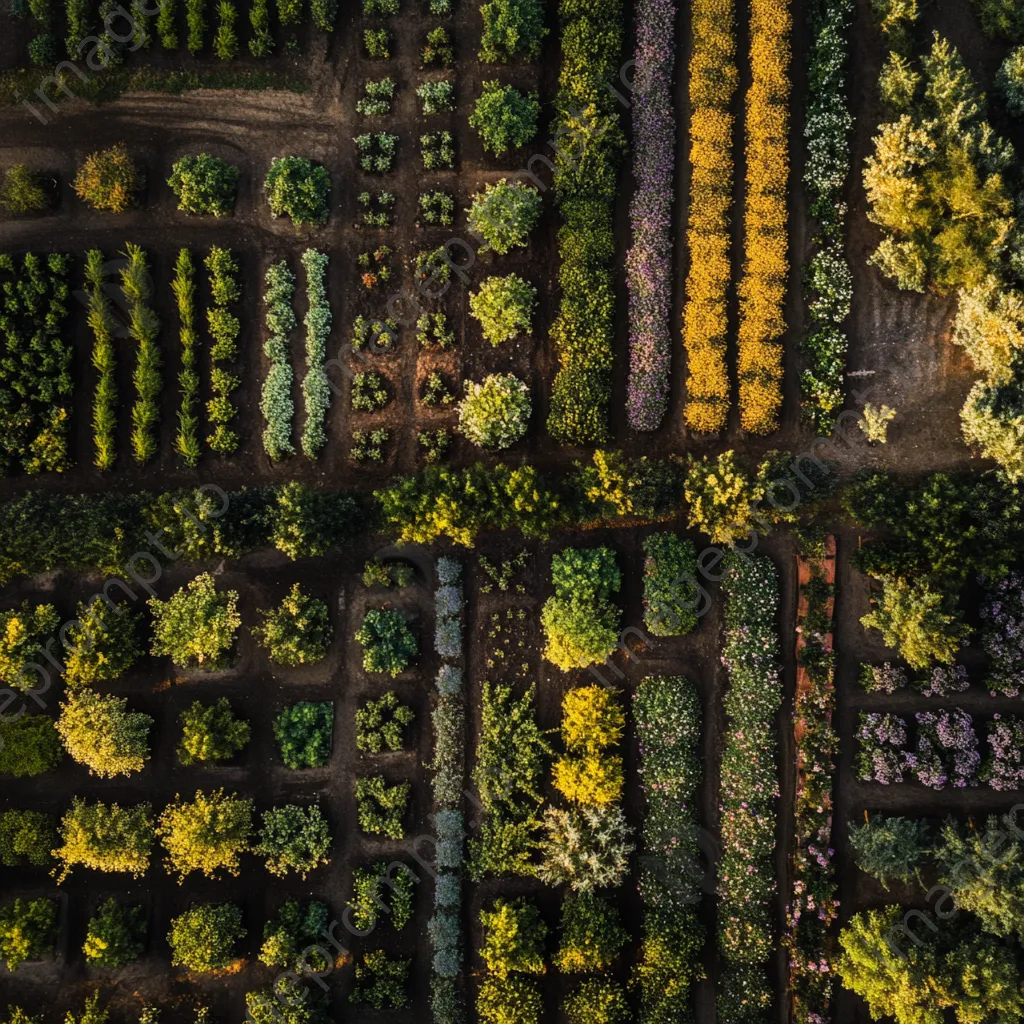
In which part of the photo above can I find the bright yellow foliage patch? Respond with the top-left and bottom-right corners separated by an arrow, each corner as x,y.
738,0 -> 791,434
683,0 -> 738,433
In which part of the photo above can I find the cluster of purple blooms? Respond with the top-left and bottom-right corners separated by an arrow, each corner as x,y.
911,709 -> 980,790
625,0 -> 675,431
917,664 -> 969,698
983,715 -> 1024,791
858,709 -> 991,789
981,573 -> 1024,697
856,713 -> 907,784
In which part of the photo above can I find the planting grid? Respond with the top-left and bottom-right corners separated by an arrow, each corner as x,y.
0,0 -> 1019,1023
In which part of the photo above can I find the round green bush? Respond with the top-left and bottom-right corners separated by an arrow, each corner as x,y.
469,82 -> 540,155
998,46 -> 1024,117
356,609 -> 417,677
458,373 -> 531,450
466,179 -> 542,254
167,903 -> 245,973
469,274 -> 537,345
264,156 -> 331,226
168,154 -> 239,216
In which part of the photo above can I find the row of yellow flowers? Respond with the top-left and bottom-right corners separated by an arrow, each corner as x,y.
737,0 -> 791,434
682,0 -> 737,434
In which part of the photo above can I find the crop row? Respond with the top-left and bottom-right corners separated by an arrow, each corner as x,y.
50,0 -> 338,67
786,539 -> 839,1024
546,0 -> 625,446
625,0 -> 676,431
682,0 -> 737,433
633,675 -> 705,1021
800,0 -> 853,430
0,252 -> 73,475
428,556 -> 466,1024
718,553 -> 781,1023
736,0 -> 791,434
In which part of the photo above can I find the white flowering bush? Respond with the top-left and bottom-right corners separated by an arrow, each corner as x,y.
260,260 -> 297,460
457,373 -> 530,449
300,249 -> 332,458
998,46 -> 1024,117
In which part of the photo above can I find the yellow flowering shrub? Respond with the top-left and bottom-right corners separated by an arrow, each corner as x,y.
737,0 -> 791,435
561,685 -> 625,752
553,753 -> 625,807
683,0 -> 738,433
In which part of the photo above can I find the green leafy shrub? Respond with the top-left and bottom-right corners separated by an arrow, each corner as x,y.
0,898 -> 55,970
861,575 -> 970,670
355,775 -> 410,838
458,373 -> 531,449
149,573 -> 241,670
423,26 -> 454,66
260,900 -> 329,971
563,980 -> 629,1024
466,179 -> 542,254
418,189 -> 455,225
253,584 -> 332,666
553,891 -> 628,972
477,975 -> 542,1024
348,861 -> 416,931
356,609 -> 417,676
255,805 -> 331,878
350,950 -> 410,1009
356,692 -> 414,752
362,558 -> 415,588
0,810 -> 55,867
178,698 -> 250,764
212,0 -> 238,57
246,983 -> 329,1024
998,47 -> 1024,116
299,258 -> 332,455
0,601 -> 58,691
310,0 -> 336,28
420,130 -> 456,169
470,82 -> 540,154
168,903 -> 245,972
203,245 -> 241,454
269,481 -> 361,560
848,815 -> 930,889
541,547 -> 621,670
864,37 -> 1013,293
419,428 -> 452,464
186,0 -> 207,52
157,789 -> 253,881
264,157 -> 331,226
479,897 -> 546,978
536,805 -> 633,892
276,0 -> 302,24
364,27 -> 391,58
83,899 -> 145,967
0,165 -> 49,214
248,0 -> 273,54
72,143 -> 143,212
63,598 -> 142,687
351,371 -> 391,412
274,701 -> 334,768
641,532 -> 700,636
417,79 -> 455,114
53,797 -> 153,883
57,689 -> 152,778
469,274 -> 536,345
356,77 -> 395,116
479,0 -> 547,61
167,154 -> 238,216
970,0 -> 1024,39
420,371 -> 455,407
0,715 -> 61,776
120,243 -> 162,463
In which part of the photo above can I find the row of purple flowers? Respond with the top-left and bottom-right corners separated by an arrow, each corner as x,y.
625,0 -> 676,431
857,710 -> 1024,791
